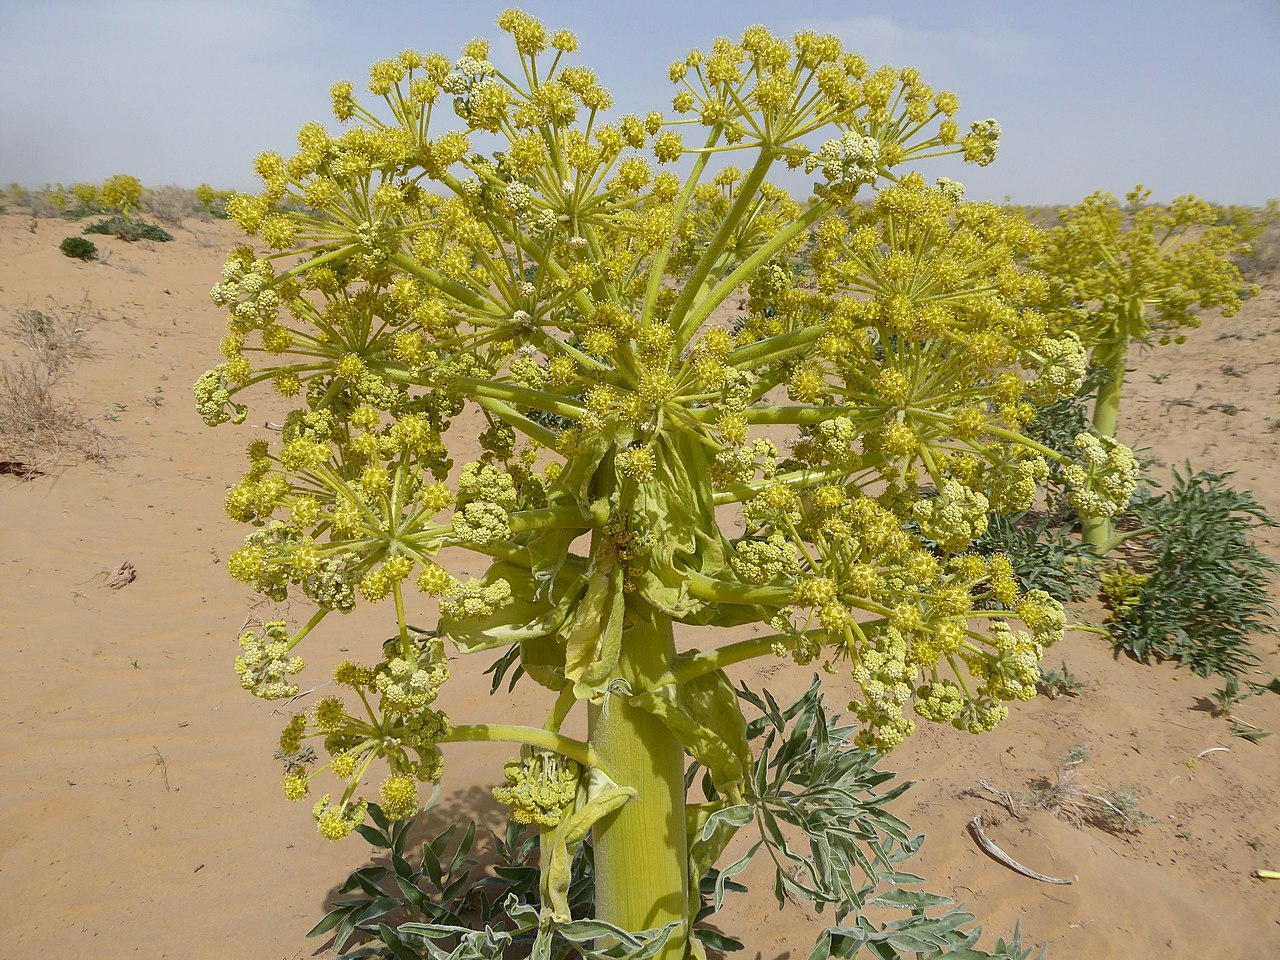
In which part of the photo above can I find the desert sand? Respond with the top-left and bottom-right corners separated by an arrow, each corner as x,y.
1,212 -> 1278,958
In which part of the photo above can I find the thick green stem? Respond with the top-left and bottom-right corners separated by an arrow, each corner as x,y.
452,376 -> 587,420
711,465 -> 847,505
1090,334 -> 1129,450
686,404 -> 846,425
473,395 -> 559,449
1084,333 -> 1130,550
1094,524 -> 1155,555
587,605 -> 689,959
507,505 -> 592,534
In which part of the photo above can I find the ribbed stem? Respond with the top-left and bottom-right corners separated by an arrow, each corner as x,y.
1084,333 -> 1130,551
587,605 -> 689,958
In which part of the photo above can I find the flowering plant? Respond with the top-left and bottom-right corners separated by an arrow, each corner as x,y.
1033,187 -> 1257,549
197,10 -> 1135,955
100,173 -> 143,217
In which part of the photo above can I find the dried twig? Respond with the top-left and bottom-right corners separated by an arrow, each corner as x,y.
145,746 -> 171,792
975,778 -> 1025,819
968,817 -> 1076,884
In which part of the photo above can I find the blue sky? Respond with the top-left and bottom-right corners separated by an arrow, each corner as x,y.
2,0 -> 1277,204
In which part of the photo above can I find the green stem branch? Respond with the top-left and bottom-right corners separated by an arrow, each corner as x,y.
440,723 -> 596,768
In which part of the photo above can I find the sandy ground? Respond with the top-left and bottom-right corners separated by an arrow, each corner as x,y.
1,213 -> 1277,959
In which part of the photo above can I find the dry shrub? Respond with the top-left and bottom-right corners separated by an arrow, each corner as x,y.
141,184 -> 200,226
1238,219 -> 1280,285
977,746 -> 1154,834
2,186 -> 61,218
12,302 -> 95,373
0,301 -> 109,474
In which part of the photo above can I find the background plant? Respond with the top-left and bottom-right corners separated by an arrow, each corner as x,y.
141,184 -> 201,226
59,236 -> 98,261
194,182 -> 232,219
83,216 -> 173,243
1036,662 -> 1083,700
1032,187 -> 1257,549
100,173 -> 143,217
195,11 -> 1136,955
71,181 -> 104,215
1215,200 -> 1280,285
985,745 -> 1155,834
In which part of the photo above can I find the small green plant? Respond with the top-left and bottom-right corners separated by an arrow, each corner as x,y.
1249,675 -> 1280,697
1209,675 -> 1243,716
1204,672 -> 1280,717
83,216 -> 173,243
1104,468 -> 1277,679
59,235 -> 98,260
1090,785 -> 1157,832
1229,720 -> 1273,744
1061,743 -> 1089,766
1038,661 -> 1083,699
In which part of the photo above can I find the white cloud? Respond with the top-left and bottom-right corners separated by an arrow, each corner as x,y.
781,9 -> 1060,81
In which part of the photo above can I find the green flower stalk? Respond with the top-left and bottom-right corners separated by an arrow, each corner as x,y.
195,10 -> 1138,955
1034,186 -> 1259,550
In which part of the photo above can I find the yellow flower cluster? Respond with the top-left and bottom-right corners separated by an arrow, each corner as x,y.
1063,434 -> 1140,520
276,637 -> 452,837
745,475 -> 1067,749
492,750 -> 581,826
911,480 -> 990,553
234,620 -> 304,699
312,795 -> 369,840
1036,187 -> 1259,347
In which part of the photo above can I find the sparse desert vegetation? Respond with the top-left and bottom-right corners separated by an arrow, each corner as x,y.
0,299 -> 108,474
